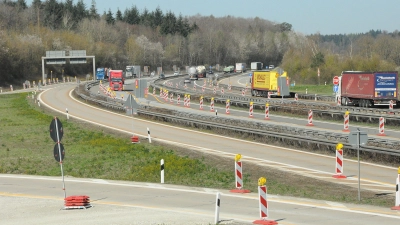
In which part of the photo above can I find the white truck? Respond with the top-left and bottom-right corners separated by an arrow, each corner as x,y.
235,63 -> 247,73
125,65 -> 140,78
251,62 -> 262,71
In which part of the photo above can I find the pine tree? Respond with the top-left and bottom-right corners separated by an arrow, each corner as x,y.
106,8 -> 115,25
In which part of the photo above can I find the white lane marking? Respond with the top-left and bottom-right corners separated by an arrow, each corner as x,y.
326,201 -> 347,208
37,88 -> 397,185
2,174 -> 400,219
91,179 -> 109,184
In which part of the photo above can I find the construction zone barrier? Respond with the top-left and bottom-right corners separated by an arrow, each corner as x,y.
177,94 -> 181,105
337,96 -> 341,106
170,93 -> 173,103
230,154 -> 250,193
294,93 -> 298,101
210,97 -> 215,112
253,177 -> 277,225
225,99 -> 230,114
332,143 -> 346,179
213,87 -> 216,94
160,88 -> 163,97
200,96 -> 204,110
249,102 -> 254,118
242,89 -> 245,96
343,111 -> 350,132
267,92 -> 271,99
392,167 -> 400,210
131,135 -> 139,144
202,86 -> 205,92
161,159 -> 165,184
390,100 -> 394,111
306,110 -> 314,126
193,84 -> 196,91
176,83 -> 179,89
378,117 -> 386,136
264,103 -> 270,120
187,95 -> 191,107
228,84 -> 231,91
221,87 -> 224,94
64,195 -> 91,209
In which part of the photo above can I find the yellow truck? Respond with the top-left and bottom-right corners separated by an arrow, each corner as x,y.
250,70 -> 290,97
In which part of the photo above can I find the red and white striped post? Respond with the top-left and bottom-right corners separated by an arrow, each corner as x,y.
378,117 -> 386,136
337,96 -> 341,106
249,102 -> 254,118
213,87 -> 216,94
306,109 -> 314,126
202,86 -> 205,92
210,97 -> 215,112
184,94 -> 187,107
225,99 -> 230,114
221,87 -> 224,94
343,111 -> 350,132
170,93 -> 173,103
267,92 -> 271,99
177,94 -> 181,105
230,154 -> 250,193
241,89 -> 245,96
264,103 -> 270,120
159,88 -> 163,97
392,167 -> 400,210
294,93 -> 298,101
228,84 -> 231,91
389,100 -> 394,111
176,83 -> 178,89
332,143 -> 346,179
184,84 -> 187,89
253,177 -> 277,225
187,94 -> 191,107
199,96 -> 204,110
193,84 -> 196,91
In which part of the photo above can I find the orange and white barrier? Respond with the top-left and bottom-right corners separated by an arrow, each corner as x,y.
268,92 -> 271,99
332,143 -> 346,179
159,88 -> 163,97
200,96 -> 204,110
202,86 -> 205,92
390,100 -> 394,110
392,167 -> 400,210
343,111 -> 350,132
184,84 -> 187,89
265,103 -> 270,120
241,89 -> 245,96
253,177 -> 277,225
177,94 -> 181,105
221,87 -> 224,94
176,83 -> 178,89
213,87 -> 216,94
170,93 -> 173,103
307,110 -> 314,126
225,99 -> 230,114
187,95 -> 191,107
294,93 -> 298,101
378,117 -> 386,136
249,102 -> 254,118
337,96 -> 341,106
228,84 -> 231,91
193,84 -> 196,91
210,97 -> 215,112
184,94 -> 187,107
230,154 -> 250,193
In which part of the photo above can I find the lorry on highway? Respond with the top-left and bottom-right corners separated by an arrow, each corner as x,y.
125,65 -> 141,78
235,63 -> 247,73
336,71 -> 398,107
250,70 -> 290,97
96,68 -> 105,80
188,66 -> 207,80
223,65 -> 234,73
251,62 -> 262,71
108,70 -> 124,91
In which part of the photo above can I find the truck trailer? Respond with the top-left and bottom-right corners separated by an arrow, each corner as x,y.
336,71 -> 398,107
251,62 -> 262,71
108,70 -> 124,91
235,63 -> 247,73
250,70 -> 290,97
96,68 -> 105,80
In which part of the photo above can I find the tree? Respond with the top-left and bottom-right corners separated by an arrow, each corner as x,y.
311,52 -> 325,68
123,5 -> 140,25
105,9 -> 115,25
89,0 -> 99,20
115,8 -> 122,21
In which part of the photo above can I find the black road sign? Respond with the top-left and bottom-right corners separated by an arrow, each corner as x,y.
50,117 -> 63,142
53,143 -> 65,162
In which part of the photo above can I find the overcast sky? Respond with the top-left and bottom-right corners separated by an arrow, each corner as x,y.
26,0 -> 399,35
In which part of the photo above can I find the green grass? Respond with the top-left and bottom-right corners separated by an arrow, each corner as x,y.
0,93 -> 394,208
290,84 -> 335,95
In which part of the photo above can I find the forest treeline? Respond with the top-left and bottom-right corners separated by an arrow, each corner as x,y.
0,0 -> 400,85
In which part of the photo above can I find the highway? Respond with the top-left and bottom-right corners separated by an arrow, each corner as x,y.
1,79 -> 400,224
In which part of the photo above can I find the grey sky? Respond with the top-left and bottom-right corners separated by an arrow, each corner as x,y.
26,0 -> 399,35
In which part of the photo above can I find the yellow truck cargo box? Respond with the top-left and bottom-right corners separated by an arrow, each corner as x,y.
252,71 -> 280,91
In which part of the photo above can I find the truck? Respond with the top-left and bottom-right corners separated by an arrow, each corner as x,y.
223,65 -> 234,73
108,70 -> 124,91
188,66 -> 197,80
235,63 -> 247,73
125,65 -> 140,78
196,65 -> 206,78
251,62 -> 262,71
96,68 -> 105,80
336,71 -> 398,107
250,70 -> 290,97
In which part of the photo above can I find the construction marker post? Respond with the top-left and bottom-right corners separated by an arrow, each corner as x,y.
199,96 -> 204,110
242,89 -> 245,96
294,93 -> 298,101
147,127 -> 151,143
66,108 -> 69,120
378,117 -> 386,136
267,92 -> 271,99
265,103 -> 270,120
343,111 -> 350,132
337,96 -> 341,106
391,167 -> 400,210
249,102 -> 254,118
187,95 -> 191,107
389,100 -> 394,111
253,177 -> 278,225
306,110 -> 314,126
210,97 -> 215,112
230,154 -> 250,193
225,99 -> 230,114
177,94 -> 180,105
214,192 -> 221,224
332,143 -> 347,179
160,159 -> 164,184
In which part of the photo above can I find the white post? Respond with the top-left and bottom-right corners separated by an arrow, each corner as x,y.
214,192 -> 221,224
161,159 -> 164,184
66,108 -> 69,120
37,99 -> 40,107
147,127 -> 151,143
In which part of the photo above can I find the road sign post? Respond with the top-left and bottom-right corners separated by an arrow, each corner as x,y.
348,129 -> 368,201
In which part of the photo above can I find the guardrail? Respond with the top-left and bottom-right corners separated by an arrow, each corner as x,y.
75,82 -> 400,157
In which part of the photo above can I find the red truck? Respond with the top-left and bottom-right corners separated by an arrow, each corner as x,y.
108,70 -> 124,91
336,71 -> 398,107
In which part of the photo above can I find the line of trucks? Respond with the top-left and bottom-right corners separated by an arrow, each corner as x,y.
249,69 -> 399,107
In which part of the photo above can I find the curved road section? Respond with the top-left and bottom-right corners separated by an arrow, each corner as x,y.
1,84 -> 399,224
